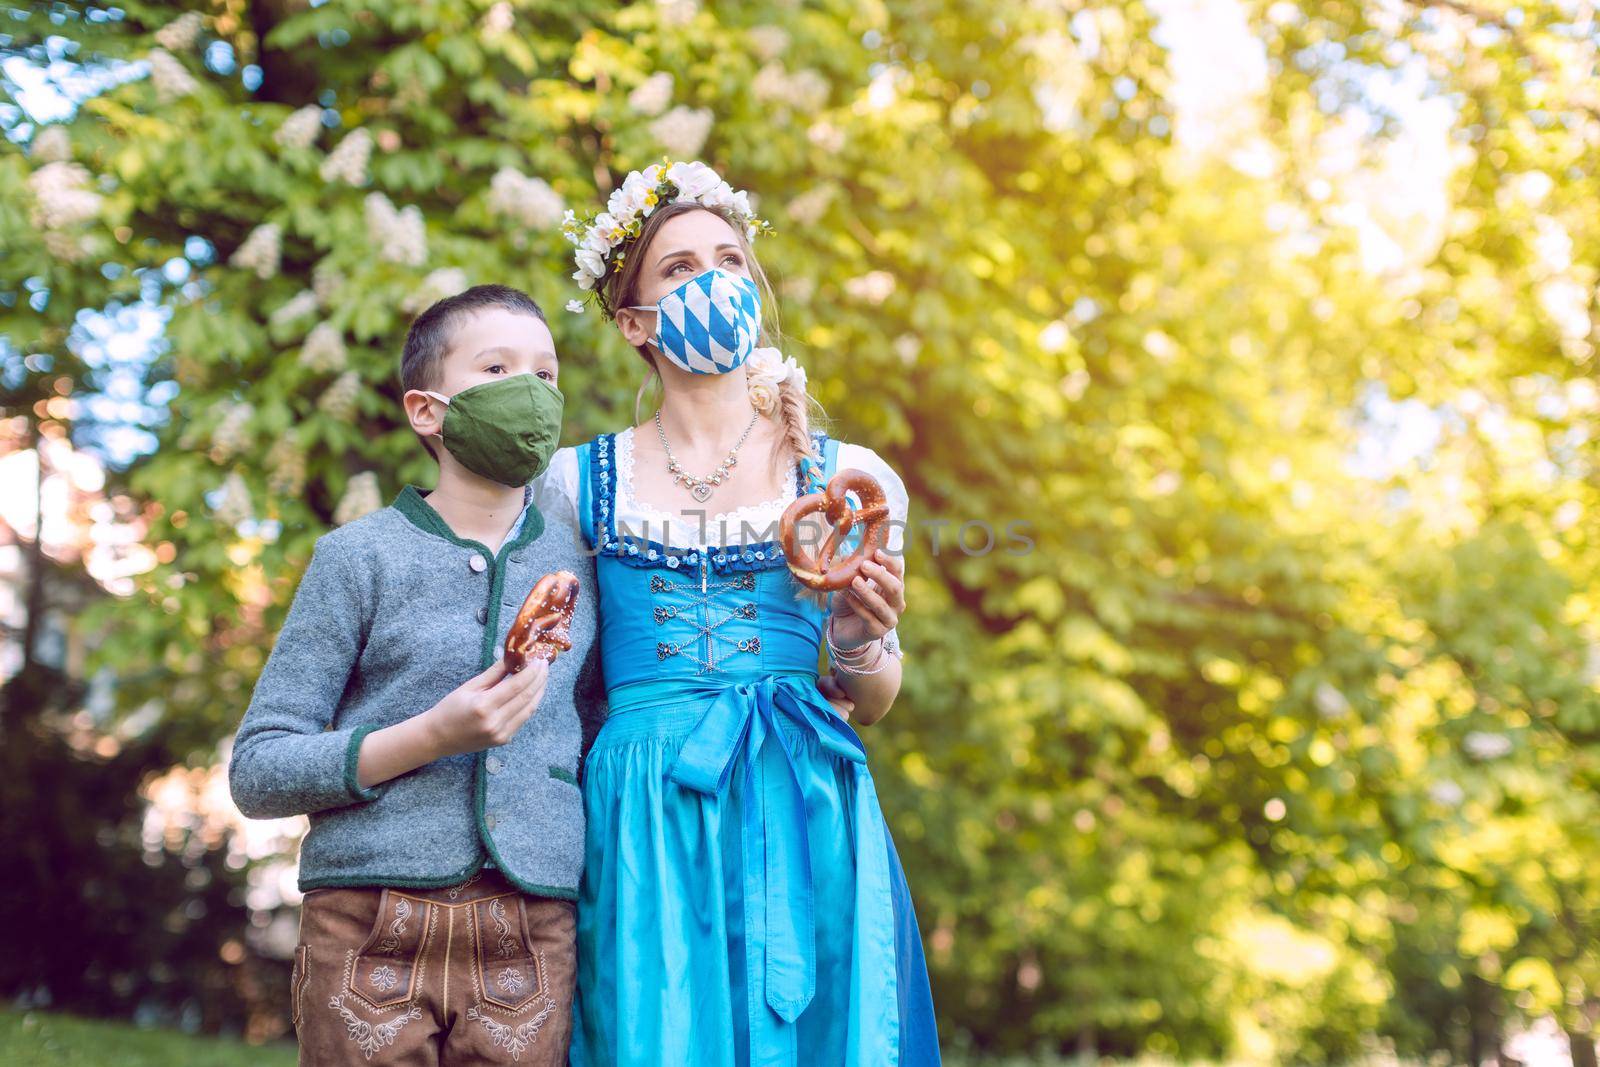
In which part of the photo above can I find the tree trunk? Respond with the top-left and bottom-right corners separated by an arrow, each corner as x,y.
1571,1032 -> 1598,1067
248,0 -> 321,105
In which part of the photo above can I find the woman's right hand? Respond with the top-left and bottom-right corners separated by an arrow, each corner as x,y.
422,656 -> 550,758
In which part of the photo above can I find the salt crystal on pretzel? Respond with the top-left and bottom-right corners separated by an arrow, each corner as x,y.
504,570 -> 580,671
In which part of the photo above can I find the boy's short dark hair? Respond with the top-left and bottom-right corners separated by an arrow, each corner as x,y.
400,284 -> 548,461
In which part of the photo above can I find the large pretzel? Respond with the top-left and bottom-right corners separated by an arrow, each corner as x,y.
779,468 -> 891,592
503,570 -> 580,671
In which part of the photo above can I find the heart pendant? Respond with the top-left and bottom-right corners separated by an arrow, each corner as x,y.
690,483 -> 714,503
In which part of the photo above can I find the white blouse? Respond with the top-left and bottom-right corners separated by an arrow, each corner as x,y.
534,427 -> 909,647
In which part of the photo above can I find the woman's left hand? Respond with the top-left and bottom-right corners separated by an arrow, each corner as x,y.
828,549 -> 906,651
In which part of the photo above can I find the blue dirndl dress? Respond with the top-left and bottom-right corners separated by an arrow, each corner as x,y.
568,430 -> 941,1067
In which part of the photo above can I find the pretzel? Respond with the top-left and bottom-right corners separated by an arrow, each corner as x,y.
779,468 -> 891,591
503,570 -> 580,671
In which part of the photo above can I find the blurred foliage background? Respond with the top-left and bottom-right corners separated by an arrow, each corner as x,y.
2,0 -> 1598,1063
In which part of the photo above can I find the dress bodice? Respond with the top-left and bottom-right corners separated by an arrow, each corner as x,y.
534,428 -> 908,696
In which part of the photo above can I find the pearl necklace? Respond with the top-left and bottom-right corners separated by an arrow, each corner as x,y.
654,408 -> 761,504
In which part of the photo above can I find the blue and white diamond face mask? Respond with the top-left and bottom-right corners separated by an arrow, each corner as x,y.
628,268 -> 762,375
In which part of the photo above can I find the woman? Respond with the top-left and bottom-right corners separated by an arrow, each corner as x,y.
536,160 -> 939,1066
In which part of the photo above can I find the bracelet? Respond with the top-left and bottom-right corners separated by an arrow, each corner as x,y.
826,616 -> 891,676
826,615 -> 881,663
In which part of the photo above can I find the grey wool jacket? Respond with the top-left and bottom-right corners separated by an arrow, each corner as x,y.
228,480 -> 606,900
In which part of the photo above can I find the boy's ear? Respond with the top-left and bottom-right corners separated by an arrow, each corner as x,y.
403,388 -> 444,440
614,307 -> 653,350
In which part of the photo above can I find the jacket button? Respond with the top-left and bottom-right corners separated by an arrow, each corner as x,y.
484,813 -> 498,831
486,754 -> 502,774
477,606 -> 488,625
469,553 -> 488,573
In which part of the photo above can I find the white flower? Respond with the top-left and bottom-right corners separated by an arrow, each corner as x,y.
787,69 -> 829,112
320,128 -> 373,185
364,192 -> 427,266
1463,731 -> 1513,761
893,333 -> 922,366
1428,780 -> 1465,807
211,401 -> 254,459
608,171 -> 657,219
334,472 -> 382,526
30,125 -> 71,163
844,270 -> 896,304
628,72 -> 674,117
146,48 -> 198,102
783,275 -> 815,302
154,11 -> 205,51
230,222 -> 282,280
657,0 -> 698,27
481,1 -> 514,34
748,382 -> 779,415
748,26 -> 789,61
213,471 -> 252,526
698,181 -> 736,212
269,289 -> 320,329
299,323 -> 348,373
575,248 -> 606,279
565,299 -> 586,314
786,184 -> 833,225
567,158 -> 769,309
591,211 -> 626,245
42,231 -> 89,262
402,267 -> 469,314
752,64 -> 792,104
275,105 -> 323,149
266,436 -> 307,497
665,161 -> 720,202
27,162 -> 101,230
312,259 -> 345,305
488,167 -> 565,229
319,370 -> 362,420
1313,681 -> 1350,718
806,120 -> 845,154
781,355 -> 807,392
753,64 -> 827,112
745,347 -> 788,389
649,106 -> 713,158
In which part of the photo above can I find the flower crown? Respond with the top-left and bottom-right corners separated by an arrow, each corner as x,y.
561,158 -> 772,318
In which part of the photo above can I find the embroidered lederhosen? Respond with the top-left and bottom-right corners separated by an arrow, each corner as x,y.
291,867 -> 575,1065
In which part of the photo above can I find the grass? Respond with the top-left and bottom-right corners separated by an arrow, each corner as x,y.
0,1010 -> 296,1067
0,1009 -> 1128,1066
3,1009 -> 1345,1066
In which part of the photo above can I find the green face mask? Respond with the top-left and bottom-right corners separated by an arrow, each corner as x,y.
421,374 -> 564,487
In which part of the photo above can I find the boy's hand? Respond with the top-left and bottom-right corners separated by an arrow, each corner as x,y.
422,656 -> 549,758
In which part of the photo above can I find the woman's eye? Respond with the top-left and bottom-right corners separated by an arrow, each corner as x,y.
487,364 -> 506,374
667,261 -> 691,274
538,370 -> 556,382
723,254 -> 744,268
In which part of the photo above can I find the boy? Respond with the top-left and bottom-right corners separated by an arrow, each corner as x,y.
229,284 -> 604,1066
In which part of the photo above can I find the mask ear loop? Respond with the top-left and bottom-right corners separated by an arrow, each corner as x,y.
613,304 -> 665,425
419,389 -> 450,442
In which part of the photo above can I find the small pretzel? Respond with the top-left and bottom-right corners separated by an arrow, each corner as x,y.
504,570 -> 580,671
779,468 -> 891,591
